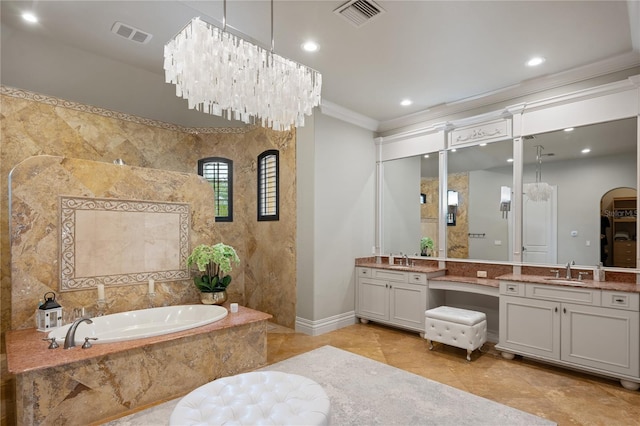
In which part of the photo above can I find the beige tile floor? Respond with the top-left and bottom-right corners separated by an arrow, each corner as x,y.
268,322 -> 640,426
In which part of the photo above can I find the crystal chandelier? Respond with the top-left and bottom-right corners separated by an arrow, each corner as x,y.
164,1 -> 322,131
524,145 -> 553,202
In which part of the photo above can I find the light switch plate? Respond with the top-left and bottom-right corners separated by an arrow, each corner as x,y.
477,271 -> 487,278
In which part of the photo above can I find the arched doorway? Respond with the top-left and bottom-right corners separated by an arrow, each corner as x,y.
600,187 -> 637,267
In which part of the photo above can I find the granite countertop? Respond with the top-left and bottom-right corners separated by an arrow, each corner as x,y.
356,262 -> 640,294
356,262 -> 446,274
496,273 -> 640,293
6,304 -> 272,375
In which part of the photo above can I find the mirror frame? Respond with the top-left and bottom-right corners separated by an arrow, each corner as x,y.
374,74 -> 640,271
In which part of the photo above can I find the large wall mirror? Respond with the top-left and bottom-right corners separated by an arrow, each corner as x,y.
446,140 -> 513,261
522,117 -> 637,268
382,152 -> 439,255
380,117 -> 638,269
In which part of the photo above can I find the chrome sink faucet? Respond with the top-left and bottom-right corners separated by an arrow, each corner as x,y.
565,260 -> 575,279
403,254 -> 409,266
64,318 -> 93,349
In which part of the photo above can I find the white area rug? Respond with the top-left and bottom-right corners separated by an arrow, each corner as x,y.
105,345 -> 555,425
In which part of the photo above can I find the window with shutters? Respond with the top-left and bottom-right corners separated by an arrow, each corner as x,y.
198,157 -> 233,222
257,150 -> 279,221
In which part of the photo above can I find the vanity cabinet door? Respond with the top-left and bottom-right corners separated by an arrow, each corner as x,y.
389,282 -> 427,330
561,303 -> 639,376
357,278 -> 389,322
499,295 -> 560,360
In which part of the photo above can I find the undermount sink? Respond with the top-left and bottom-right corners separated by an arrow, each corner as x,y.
387,265 -> 410,270
544,278 -> 583,285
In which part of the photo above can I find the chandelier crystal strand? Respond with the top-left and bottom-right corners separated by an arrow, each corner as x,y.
164,17 -> 322,131
524,145 -> 553,202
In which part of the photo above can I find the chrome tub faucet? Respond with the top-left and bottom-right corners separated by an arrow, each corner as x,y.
64,318 -> 93,349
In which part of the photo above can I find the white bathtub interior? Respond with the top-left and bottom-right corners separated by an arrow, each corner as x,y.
48,304 -> 228,344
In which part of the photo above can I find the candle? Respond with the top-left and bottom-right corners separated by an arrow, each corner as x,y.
97,284 -> 105,300
148,278 -> 155,294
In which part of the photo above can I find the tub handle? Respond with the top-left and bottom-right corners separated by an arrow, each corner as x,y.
42,337 -> 59,349
82,337 -> 99,349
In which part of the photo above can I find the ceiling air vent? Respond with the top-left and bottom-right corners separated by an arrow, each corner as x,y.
333,0 -> 385,28
111,22 -> 153,44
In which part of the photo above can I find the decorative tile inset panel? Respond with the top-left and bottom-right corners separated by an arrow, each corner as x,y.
60,196 -> 190,291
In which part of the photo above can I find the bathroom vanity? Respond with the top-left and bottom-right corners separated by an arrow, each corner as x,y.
354,260 -> 640,390
496,275 -> 639,390
355,265 -> 445,333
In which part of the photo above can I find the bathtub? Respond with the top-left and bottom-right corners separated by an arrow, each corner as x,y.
48,304 -> 228,344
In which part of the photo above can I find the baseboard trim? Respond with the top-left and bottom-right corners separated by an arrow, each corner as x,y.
295,311 -> 357,336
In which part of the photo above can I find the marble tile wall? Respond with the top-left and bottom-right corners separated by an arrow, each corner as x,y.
1,86 -> 297,424
446,172 -> 469,258
9,155 -> 216,329
1,86 -> 297,331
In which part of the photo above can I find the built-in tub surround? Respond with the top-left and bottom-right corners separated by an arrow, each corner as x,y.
9,156 -> 221,330
6,305 -> 271,425
48,305 -> 228,345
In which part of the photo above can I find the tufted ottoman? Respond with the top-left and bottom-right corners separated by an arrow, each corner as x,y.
169,371 -> 330,425
424,306 -> 487,361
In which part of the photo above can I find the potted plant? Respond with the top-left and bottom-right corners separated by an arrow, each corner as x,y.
187,243 -> 240,305
420,237 -> 434,257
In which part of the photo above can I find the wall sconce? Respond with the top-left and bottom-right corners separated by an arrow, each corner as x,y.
447,190 -> 458,226
500,186 -> 511,219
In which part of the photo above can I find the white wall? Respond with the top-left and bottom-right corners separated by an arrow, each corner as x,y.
468,168 -> 512,260
296,111 -> 376,326
383,156 -> 421,255
296,114 -> 316,320
523,153 -> 636,266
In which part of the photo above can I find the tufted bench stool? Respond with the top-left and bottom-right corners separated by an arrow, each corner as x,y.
424,306 -> 487,361
169,371 -> 330,425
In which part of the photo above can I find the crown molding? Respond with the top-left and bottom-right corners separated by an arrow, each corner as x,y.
320,100 -> 379,131
377,51 -> 640,135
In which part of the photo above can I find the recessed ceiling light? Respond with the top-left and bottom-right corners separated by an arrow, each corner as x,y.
479,143 -> 487,147
507,158 -> 514,163
581,148 -> 591,154
301,41 -> 319,52
423,154 -> 429,158
451,148 -> 457,153
564,127 -> 574,132
22,12 -> 38,23
526,56 -> 546,67
400,99 -> 412,106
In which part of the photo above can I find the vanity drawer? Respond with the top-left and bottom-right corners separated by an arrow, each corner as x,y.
372,269 -> 407,282
500,281 -> 525,297
408,273 -> 427,285
526,284 -> 601,306
356,267 -> 371,277
601,291 -> 639,311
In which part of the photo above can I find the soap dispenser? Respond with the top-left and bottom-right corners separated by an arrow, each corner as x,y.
594,263 -> 605,282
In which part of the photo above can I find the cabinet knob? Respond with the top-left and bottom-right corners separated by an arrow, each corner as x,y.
554,307 -> 558,313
